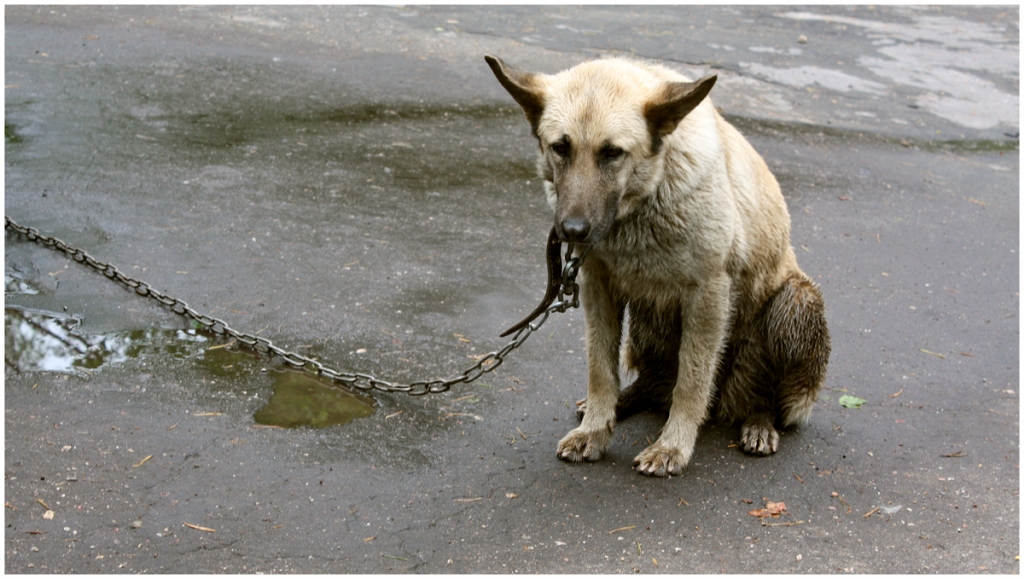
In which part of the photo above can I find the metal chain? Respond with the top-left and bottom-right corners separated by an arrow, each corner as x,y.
5,215 -> 583,396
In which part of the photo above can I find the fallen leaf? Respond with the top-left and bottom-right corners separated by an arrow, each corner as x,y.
838,395 -> 866,409
941,451 -> 968,458
608,525 -> 636,534
890,389 -> 903,398
748,501 -> 787,518
740,498 -> 754,504
364,537 -> 376,543
36,499 -> 50,510
506,493 -> 518,499
133,455 -> 153,468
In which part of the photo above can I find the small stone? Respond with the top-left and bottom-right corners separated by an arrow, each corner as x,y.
131,521 -> 142,529
42,510 -> 55,520
796,554 -> 803,561
797,35 -> 808,44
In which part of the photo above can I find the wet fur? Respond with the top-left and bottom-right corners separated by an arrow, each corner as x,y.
486,55 -> 830,476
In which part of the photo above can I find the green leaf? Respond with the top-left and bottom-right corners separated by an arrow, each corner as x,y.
838,395 -> 866,409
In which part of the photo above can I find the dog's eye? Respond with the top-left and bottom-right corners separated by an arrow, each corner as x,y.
551,142 -> 570,157
601,146 -> 624,161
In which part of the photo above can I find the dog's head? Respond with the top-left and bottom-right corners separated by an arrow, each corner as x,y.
486,55 -> 716,245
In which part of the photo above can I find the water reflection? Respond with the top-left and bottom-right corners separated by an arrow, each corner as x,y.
5,306 -> 376,428
4,307 -> 209,373
254,370 -> 376,428
5,273 -> 39,296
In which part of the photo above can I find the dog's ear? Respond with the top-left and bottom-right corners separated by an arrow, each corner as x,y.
485,55 -> 545,136
643,74 -> 717,152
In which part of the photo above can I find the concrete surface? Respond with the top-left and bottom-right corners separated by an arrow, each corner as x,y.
4,5 -> 1019,573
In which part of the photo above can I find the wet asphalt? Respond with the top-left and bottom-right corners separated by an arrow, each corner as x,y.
3,5 -> 1019,573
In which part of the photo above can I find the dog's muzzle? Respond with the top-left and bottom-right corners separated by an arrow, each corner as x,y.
558,216 -> 591,243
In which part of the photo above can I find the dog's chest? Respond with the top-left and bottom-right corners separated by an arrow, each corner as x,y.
594,236 -> 704,300
591,201 -> 733,302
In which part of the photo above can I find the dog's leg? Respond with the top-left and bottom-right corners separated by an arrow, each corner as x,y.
557,261 -> 622,463
634,275 -> 730,476
716,333 -> 781,456
576,302 -> 679,421
768,274 -> 830,428
614,300 -> 681,419
722,273 -> 829,455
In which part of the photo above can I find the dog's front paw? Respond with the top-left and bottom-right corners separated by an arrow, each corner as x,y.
633,442 -> 690,477
574,397 -> 588,420
557,426 -> 610,463
740,414 -> 779,456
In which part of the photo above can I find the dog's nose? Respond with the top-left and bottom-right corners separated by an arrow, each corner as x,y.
559,217 -> 591,243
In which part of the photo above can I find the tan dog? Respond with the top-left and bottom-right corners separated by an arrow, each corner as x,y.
486,55 -> 831,477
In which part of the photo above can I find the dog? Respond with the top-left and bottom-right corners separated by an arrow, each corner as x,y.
486,55 -> 831,477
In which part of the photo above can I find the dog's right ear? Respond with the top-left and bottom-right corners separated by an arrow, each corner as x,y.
485,55 -> 545,136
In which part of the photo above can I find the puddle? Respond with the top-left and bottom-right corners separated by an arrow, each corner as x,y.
780,10 -> 1019,130
253,370 -> 376,429
5,273 -> 39,296
5,123 -> 24,143
4,306 -> 376,428
4,306 -> 210,374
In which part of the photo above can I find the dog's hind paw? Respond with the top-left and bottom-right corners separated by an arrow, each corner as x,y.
557,426 -> 610,463
633,442 -> 689,477
740,414 -> 779,456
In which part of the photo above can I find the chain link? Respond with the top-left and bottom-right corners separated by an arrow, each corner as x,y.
5,215 -> 583,396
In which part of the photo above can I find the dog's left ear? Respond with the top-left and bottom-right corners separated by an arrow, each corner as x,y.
644,74 -> 717,150
485,55 -> 545,136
